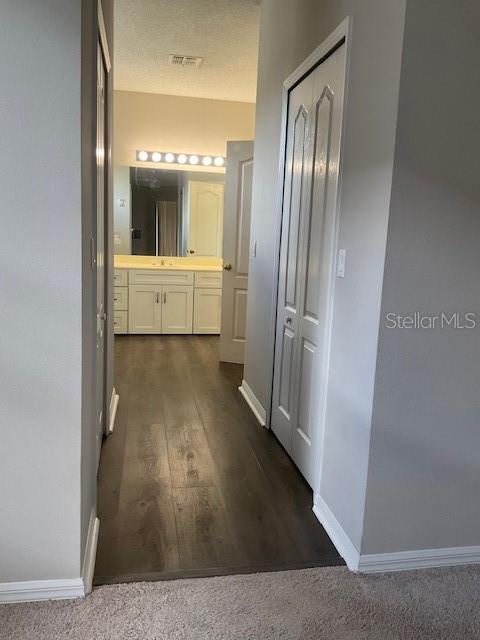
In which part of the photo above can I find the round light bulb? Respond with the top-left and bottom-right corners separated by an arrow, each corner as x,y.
202,156 -> 212,166
165,153 -> 175,163
138,150 -> 148,161
177,153 -> 187,164
189,155 -> 199,165
151,152 -> 162,162
214,156 -> 225,167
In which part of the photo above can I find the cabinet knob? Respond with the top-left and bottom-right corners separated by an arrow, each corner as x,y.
223,263 -> 232,271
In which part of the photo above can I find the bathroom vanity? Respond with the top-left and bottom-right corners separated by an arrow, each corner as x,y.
113,255 -> 222,335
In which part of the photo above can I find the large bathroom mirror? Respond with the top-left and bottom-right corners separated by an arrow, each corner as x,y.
113,166 -> 225,257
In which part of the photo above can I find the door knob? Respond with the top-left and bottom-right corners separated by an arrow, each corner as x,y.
223,263 -> 232,271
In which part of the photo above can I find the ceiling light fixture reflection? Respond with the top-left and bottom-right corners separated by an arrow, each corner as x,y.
136,151 -> 225,167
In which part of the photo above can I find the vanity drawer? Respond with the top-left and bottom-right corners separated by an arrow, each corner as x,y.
129,269 -> 194,286
113,310 -> 128,334
114,286 -> 128,311
195,271 -> 222,288
114,269 -> 128,286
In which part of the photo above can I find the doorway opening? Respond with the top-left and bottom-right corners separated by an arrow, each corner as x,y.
94,0 -> 343,585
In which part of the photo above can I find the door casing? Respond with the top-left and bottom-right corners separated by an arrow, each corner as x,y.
267,18 -> 352,497
96,1 -> 112,462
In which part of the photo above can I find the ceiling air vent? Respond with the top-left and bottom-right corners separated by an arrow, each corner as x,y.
168,54 -> 203,68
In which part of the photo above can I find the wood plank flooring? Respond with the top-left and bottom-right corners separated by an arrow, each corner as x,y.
94,335 -> 342,585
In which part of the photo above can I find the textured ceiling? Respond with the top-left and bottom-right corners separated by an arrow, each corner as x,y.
114,0 -> 260,103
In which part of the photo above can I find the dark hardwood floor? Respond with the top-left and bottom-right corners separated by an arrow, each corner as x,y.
94,335 -> 342,585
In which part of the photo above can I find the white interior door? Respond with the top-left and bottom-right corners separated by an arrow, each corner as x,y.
219,140 -> 254,364
188,181 -> 224,256
271,43 -> 346,488
95,42 -> 106,464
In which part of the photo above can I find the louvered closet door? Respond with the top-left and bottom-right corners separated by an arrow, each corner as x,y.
271,43 -> 346,488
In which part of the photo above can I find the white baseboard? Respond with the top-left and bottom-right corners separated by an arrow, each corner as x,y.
107,387 -> 119,435
358,545 -> 480,573
312,494 -> 360,571
239,379 -> 266,427
82,515 -> 100,594
313,494 -> 480,573
0,578 -> 85,604
0,517 -> 100,604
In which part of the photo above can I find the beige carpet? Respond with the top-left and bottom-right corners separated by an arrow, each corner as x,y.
1,565 -> 480,639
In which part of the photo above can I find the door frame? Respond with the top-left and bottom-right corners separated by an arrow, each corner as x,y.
97,0 -> 114,443
267,18 -> 352,493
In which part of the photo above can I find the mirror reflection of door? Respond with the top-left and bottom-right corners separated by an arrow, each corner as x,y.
187,181 -> 224,256
125,167 -> 225,257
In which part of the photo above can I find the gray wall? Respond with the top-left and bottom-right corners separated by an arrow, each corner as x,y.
0,0 -> 83,581
113,166 -> 132,254
362,0 -> 480,554
244,0 -> 406,547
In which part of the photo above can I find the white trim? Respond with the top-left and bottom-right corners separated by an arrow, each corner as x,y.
283,18 -> 351,89
0,497 -> 100,604
313,492 -> 480,574
267,16 -> 352,432
358,546 -> 480,574
312,494 -> 360,571
107,387 -> 119,435
239,379 -> 267,427
0,579 -> 84,604
311,23 -> 353,497
98,0 -> 112,72
82,515 -> 100,594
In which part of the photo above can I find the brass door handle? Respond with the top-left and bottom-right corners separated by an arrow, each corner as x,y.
223,263 -> 232,271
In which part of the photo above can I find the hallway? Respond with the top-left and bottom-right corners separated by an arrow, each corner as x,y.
95,336 -> 341,584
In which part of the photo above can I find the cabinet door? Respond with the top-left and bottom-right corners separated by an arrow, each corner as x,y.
128,285 -> 162,333
194,288 -> 222,334
113,311 -> 128,334
161,285 -> 193,334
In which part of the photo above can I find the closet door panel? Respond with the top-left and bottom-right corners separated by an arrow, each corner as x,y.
271,74 -> 313,453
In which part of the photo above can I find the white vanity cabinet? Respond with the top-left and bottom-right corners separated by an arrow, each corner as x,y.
116,266 -> 222,335
161,285 -> 194,333
193,271 -> 222,334
128,270 -> 194,335
128,284 -> 162,333
113,269 -> 128,334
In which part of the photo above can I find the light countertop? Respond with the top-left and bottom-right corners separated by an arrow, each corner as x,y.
114,255 -> 223,272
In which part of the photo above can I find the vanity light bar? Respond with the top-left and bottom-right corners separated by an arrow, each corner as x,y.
136,150 -> 226,167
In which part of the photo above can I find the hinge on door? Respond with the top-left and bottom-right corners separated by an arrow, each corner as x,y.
91,237 -> 96,270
